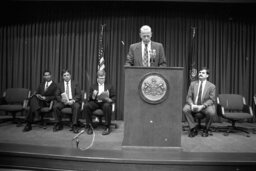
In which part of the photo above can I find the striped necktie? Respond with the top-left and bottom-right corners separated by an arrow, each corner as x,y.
143,44 -> 148,67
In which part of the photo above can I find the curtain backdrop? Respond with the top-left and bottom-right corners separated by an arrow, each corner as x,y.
0,2 -> 255,120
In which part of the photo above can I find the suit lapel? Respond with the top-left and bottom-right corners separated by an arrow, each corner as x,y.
151,41 -> 156,51
194,81 -> 199,98
93,84 -> 99,91
104,83 -> 109,91
135,43 -> 142,65
202,81 -> 209,100
60,82 -> 65,93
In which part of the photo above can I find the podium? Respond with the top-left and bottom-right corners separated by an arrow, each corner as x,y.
122,66 -> 184,150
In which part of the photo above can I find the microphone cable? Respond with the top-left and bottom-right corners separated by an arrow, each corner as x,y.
71,124 -> 95,151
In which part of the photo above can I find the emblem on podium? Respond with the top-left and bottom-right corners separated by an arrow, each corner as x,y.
139,73 -> 169,104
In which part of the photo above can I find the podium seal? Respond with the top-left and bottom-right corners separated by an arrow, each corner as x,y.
139,73 -> 169,104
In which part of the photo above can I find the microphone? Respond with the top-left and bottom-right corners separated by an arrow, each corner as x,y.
121,41 -> 125,45
72,129 -> 85,140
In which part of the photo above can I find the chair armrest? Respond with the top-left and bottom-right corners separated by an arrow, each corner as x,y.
23,90 -> 31,109
81,92 -> 87,111
112,103 -> 115,112
216,97 -> 225,117
216,104 -> 223,117
243,104 -> 253,117
23,99 -> 29,109
49,101 -> 54,110
3,91 -> 6,98
81,101 -> 84,111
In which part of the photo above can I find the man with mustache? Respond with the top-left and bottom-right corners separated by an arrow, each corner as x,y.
183,67 -> 216,137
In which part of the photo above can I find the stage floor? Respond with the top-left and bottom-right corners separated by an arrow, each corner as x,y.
0,119 -> 256,153
1,119 -> 256,170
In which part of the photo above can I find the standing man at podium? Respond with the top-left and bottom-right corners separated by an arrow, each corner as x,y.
125,25 -> 167,67
183,67 -> 216,138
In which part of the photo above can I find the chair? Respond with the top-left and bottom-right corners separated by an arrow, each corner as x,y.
193,112 -> 206,130
92,103 -> 118,129
0,88 -> 30,125
217,94 -> 254,137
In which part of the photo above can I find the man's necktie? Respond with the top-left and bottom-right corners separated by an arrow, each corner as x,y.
66,82 -> 70,100
197,81 -> 202,105
45,82 -> 49,91
143,44 -> 148,67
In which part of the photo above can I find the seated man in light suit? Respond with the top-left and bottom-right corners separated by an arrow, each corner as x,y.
183,67 -> 216,137
53,69 -> 81,133
125,25 -> 167,67
84,70 -> 116,135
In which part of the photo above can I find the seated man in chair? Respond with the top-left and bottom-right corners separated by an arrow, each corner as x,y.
84,70 -> 116,135
53,69 -> 81,133
183,67 -> 216,137
23,70 -> 57,132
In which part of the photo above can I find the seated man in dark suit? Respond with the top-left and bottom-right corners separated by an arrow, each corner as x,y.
84,70 -> 116,135
183,67 -> 216,137
23,70 -> 57,132
53,69 -> 82,133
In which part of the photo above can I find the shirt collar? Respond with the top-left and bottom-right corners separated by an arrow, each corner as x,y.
46,80 -> 52,84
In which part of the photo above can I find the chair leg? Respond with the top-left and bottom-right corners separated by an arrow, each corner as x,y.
234,126 -> 250,137
221,125 -> 250,137
11,112 -> 25,127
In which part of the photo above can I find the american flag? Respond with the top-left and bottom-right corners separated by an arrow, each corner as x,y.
188,27 -> 197,82
98,24 -> 106,71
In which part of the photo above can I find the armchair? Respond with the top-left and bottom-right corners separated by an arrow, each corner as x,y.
217,94 -> 253,137
0,88 -> 30,125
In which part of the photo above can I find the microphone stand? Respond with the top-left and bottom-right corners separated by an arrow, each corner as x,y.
75,137 -> 79,149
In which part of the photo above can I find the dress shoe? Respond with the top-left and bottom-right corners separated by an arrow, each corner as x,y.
23,124 -> 32,132
102,127 -> 111,135
202,129 -> 209,137
53,123 -> 63,132
188,127 -> 198,138
71,125 -> 80,134
86,126 -> 93,135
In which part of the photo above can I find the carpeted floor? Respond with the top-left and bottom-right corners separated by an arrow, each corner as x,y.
1,118 -> 256,153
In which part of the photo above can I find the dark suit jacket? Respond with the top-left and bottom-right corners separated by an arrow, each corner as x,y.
125,41 -> 167,67
56,81 -> 81,103
186,80 -> 216,109
35,81 -> 57,102
88,83 -> 116,103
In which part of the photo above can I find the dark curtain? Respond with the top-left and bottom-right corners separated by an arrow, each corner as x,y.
0,2 -> 255,120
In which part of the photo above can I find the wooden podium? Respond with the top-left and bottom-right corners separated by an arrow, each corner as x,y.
122,66 -> 184,150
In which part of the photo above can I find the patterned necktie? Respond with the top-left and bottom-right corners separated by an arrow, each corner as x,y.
66,81 -> 70,100
197,81 -> 202,105
143,44 -> 148,67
